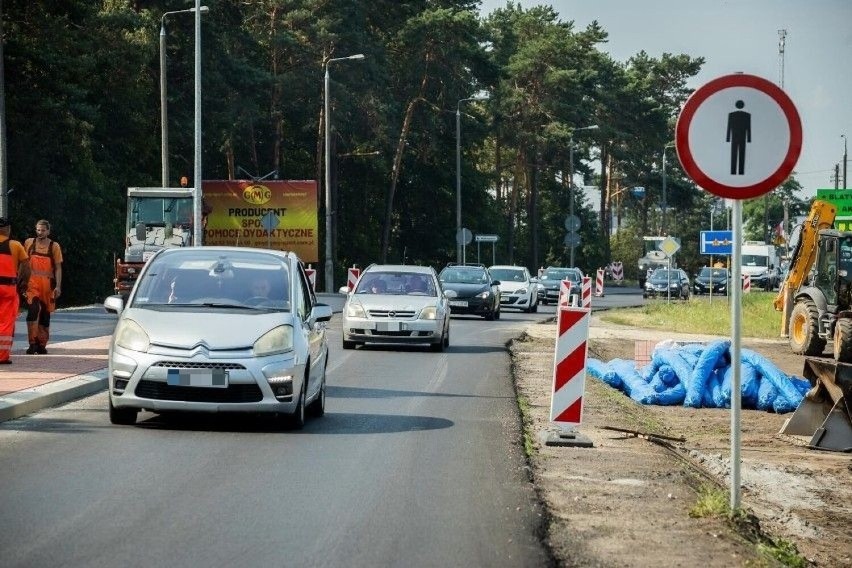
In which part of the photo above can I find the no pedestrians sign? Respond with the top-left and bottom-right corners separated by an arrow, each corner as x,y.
676,73 -> 802,200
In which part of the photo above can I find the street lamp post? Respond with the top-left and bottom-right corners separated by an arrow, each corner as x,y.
324,53 -> 365,292
568,125 -> 598,267
662,141 -> 675,235
842,134 -> 848,190
160,5 -> 208,189
456,95 -> 489,263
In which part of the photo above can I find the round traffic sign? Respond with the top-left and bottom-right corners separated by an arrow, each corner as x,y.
675,73 -> 802,200
456,227 -> 473,246
563,232 -> 581,247
564,215 -> 581,232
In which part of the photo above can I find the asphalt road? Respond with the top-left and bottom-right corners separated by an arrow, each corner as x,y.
0,289 -> 643,567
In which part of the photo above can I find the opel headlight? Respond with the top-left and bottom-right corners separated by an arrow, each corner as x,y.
420,306 -> 438,320
114,318 -> 150,352
346,301 -> 367,318
477,290 -> 491,299
254,325 -> 293,356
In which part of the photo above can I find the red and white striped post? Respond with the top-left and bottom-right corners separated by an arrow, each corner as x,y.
742,273 -> 751,294
546,305 -> 594,447
581,276 -> 592,309
346,267 -> 361,292
558,280 -> 574,307
594,268 -> 605,297
305,264 -> 317,292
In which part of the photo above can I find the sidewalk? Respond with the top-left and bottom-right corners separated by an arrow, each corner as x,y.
0,335 -> 111,423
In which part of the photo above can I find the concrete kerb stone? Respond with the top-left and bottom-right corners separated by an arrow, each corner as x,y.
0,370 -> 108,424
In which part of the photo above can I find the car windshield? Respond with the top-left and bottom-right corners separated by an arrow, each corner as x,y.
542,269 -> 580,282
355,271 -> 437,296
132,249 -> 291,310
650,269 -> 677,279
440,268 -> 488,284
699,267 -> 728,278
490,268 -> 527,282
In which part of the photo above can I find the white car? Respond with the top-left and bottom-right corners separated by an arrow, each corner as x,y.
489,265 -> 539,312
103,247 -> 333,429
339,264 -> 451,351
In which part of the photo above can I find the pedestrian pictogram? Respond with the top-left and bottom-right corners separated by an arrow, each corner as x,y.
676,73 -> 802,200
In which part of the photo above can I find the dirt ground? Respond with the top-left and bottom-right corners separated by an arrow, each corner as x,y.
510,315 -> 852,567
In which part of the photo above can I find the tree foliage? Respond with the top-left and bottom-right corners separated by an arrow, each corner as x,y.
1,1 -> 803,304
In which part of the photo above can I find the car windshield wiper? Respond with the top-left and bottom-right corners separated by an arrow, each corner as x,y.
200,302 -> 255,309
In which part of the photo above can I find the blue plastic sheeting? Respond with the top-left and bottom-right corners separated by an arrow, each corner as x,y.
587,339 -> 811,413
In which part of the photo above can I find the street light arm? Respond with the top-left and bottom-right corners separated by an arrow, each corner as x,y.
162,5 -> 209,25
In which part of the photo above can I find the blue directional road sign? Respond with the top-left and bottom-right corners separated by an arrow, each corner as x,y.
700,230 -> 733,255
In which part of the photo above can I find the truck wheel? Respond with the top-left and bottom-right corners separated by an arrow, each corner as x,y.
833,319 -> 852,362
789,299 -> 826,356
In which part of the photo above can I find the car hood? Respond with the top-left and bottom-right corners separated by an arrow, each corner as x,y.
120,307 -> 291,350
440,283 -> 489,297
648,278 -> 680,286
696,276 -> 727,284
497,281 -> 530,293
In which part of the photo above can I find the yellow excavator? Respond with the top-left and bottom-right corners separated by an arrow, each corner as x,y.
774,199 -> 852,451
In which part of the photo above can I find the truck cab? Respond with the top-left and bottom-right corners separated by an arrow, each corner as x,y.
741,241 -> 780,291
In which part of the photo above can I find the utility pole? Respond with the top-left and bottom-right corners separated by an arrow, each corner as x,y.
833,164 -> 840,189
766,29 -> 788,244
842,134 -> 848,189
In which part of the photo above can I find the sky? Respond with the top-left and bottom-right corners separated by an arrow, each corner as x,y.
478,0 -> 852,200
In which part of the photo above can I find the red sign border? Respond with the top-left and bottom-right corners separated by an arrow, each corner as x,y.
675,73 -> 802,200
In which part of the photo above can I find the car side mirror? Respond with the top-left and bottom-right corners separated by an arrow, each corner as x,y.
443,289 -> 458,299
311,304 -> 333,323
492,280 -> 500,286
338,286 -> 352,295
104,294 -> 124,314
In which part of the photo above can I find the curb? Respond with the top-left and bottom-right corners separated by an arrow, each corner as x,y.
0,370 -> 108,424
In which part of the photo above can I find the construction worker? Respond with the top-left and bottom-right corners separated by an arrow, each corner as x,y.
0,217 -> 30,364
23,219 -> 62,355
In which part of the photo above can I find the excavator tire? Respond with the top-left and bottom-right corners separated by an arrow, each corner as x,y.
789,299 -> 826,356
833,318 -> 852,362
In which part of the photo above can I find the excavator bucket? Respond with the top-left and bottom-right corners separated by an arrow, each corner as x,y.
779,357 -> 852,452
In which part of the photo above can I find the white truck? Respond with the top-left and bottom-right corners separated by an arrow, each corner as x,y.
741,241 -> 780,291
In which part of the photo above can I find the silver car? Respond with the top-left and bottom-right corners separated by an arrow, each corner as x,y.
103,247 -> 333,428
339,264 -> 451,351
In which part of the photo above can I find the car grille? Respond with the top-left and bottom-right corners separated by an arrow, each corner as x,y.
368,310 -> 417,318
153,361 -> 246,370
134,380 -> 263,403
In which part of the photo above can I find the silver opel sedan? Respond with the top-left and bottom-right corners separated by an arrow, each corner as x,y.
103,247 -> 333,428
339,264 -> 451,351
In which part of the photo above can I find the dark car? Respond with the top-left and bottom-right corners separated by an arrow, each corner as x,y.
537,266 -> 583,305
643,267 -> 690,299
693,266 -> 731,295
438,264 -> 501,320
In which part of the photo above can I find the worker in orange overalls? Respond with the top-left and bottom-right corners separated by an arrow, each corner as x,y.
23,219 -> 62,355
0,216 -> 30,364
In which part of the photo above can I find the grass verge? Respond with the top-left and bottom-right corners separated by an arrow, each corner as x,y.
601,291 -> 782,339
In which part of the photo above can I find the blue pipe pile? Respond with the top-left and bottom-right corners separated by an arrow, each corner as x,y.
587,339 -> 811,413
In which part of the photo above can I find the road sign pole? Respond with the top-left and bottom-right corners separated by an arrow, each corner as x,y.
730,200 -> 743,511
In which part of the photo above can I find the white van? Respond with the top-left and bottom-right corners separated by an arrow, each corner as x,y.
741,241 -> 780,290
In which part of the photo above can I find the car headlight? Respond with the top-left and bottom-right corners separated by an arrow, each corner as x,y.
254,325 -> 293,356
477,290 -> 491,299
346,301 -> 366,318
114,318 -> 150,352
420,306 -> 438,320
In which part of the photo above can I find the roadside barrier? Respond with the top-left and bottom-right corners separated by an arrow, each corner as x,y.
549,306 -> 592,430
305,265 -> 316,292
346,267 -> 360,292
559,280 -> 574,307
610,261 -> 624,282
594,268 -> 605,297
581,276 -> 592,308
742,274 -> 751,293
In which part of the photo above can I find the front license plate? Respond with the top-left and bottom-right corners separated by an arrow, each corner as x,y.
167,369 -> 228,388
377,321 -> 401,332
449,300 -> 468,308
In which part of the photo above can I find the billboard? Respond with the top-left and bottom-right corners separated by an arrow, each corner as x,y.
202,180 -> 318,262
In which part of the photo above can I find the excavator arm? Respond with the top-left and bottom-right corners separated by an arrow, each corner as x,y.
775,200 -> 836,333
